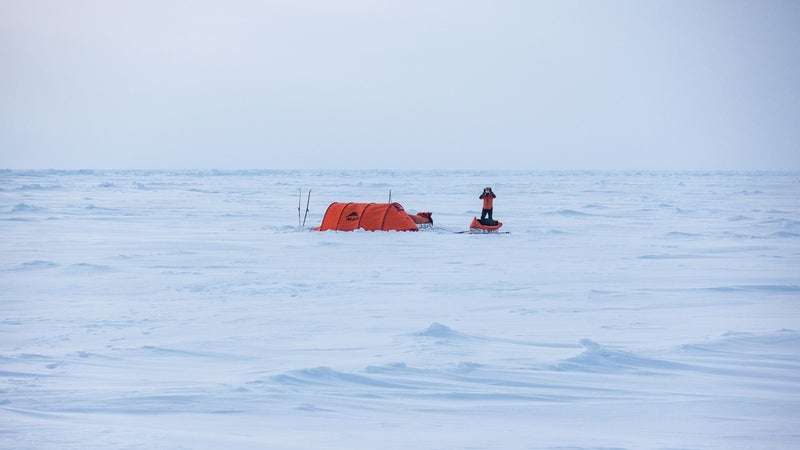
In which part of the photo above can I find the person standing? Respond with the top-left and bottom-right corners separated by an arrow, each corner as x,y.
479,187 -> 496,223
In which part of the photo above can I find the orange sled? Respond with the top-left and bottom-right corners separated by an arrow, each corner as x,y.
469,217 -> 503,233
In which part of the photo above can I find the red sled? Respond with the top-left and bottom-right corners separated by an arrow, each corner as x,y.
469,217 -> 503,233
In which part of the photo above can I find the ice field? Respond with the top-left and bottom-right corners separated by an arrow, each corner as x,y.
2,170 -> 799,449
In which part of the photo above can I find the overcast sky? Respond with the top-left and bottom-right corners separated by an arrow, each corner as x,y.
1,0 -> 798,170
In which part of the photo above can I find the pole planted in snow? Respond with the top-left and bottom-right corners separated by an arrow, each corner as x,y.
302,190 -> 311,227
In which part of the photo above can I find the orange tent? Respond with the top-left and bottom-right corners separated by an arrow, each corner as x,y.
316,202 -> 419,232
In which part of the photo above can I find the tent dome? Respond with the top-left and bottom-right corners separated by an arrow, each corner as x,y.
315,202 -> 419,232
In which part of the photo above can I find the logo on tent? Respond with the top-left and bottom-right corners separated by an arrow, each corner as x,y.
345,212 -> 359,222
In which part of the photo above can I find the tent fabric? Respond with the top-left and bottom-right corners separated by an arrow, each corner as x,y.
316,202 -> 419,232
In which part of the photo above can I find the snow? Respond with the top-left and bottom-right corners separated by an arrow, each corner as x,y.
2,169 -> 799,449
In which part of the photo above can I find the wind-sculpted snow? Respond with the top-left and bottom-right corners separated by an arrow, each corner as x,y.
415,322 -> 475,340
1,170 -> 799,449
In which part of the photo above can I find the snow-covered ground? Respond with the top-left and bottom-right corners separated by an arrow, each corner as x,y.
2,170 -> 799,449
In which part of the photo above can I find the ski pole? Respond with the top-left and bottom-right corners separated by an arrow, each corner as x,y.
302,190 -> 311,227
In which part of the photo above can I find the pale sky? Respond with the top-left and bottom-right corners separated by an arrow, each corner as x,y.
1,0 -> 799,170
